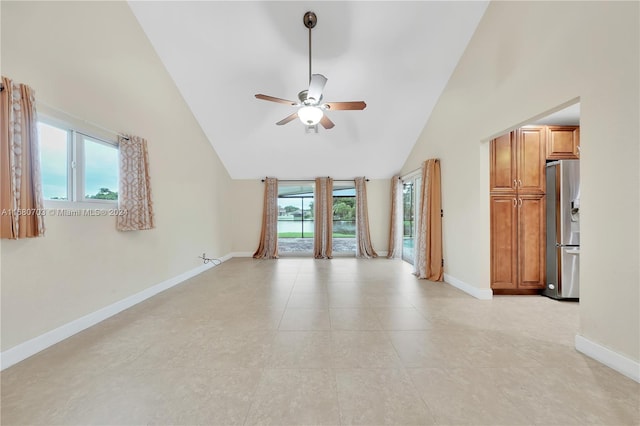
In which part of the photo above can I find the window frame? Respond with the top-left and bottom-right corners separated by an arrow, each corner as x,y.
38,115 -> 119,207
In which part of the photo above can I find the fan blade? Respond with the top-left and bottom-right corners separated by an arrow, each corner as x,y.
307,74 -> 328,104
276,112 -> 299,125
255,94 -> 297,106
324,101 -> 367,111
319,115 -> 335,129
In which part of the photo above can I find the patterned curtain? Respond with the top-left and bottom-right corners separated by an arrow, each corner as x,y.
253,177 -> 278,259
414,159 -> 443,281
314,177 -> 333,259
387,175 -> 402,258
0,76 -> 45,239
354,177 -> 378,258
116,135 -> 155,231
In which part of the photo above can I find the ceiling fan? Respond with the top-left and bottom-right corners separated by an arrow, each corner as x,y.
255,11 -> 366,130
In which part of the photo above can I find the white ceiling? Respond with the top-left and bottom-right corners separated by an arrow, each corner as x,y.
531,103 -> 580,126
128,1 -> 489,179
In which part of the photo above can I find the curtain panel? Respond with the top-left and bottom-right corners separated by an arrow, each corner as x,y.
253,177 -> 278,259
314,177 -> 333,259
413,159 -> 443,281
116,135 -> 155,231
0,76 -> 45,239
387,175 -> 402,258
354,177 -> 377,258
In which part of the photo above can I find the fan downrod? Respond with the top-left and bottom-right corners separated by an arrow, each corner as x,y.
303,11 -> 317,29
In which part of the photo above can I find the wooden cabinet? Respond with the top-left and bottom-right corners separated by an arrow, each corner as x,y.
518,127 -> 547,194
490,126 -> 547,293
490,196 -> 518,289
490,127 -> 546,195
489,132 -> 517,194
547,126 -> 580,159
490,194 -> 546,290
517,195 -> 546,288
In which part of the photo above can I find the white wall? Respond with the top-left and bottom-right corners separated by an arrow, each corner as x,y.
0,2 -> 232,351
230,180 -> 263,255
402,2 -> 639,362
231,179 -> 391,256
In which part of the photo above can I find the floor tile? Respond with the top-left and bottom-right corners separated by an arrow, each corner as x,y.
244,369 -> 340,425
329,308 -> 382,330
332,331 -> 404,368
2,258 -> 637,425
408,367 -> 531,425
374,307 -> 432,330
278,308 -> 331,330
266,331 -> 333,368
335,368 -> 436,425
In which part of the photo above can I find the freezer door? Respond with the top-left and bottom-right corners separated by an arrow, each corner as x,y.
559,247 -> 580,298
559,160 -> 580,246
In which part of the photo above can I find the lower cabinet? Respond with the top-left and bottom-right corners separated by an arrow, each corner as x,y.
490,194 -> 546,291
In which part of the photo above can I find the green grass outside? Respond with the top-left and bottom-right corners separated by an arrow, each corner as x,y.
278,232 -> 355,238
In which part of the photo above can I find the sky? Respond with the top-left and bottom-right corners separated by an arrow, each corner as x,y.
38,122 -> 118,200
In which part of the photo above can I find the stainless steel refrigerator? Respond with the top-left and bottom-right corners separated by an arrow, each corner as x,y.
544,160 -> 580,299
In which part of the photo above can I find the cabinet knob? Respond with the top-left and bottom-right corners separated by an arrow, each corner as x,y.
513,179 -> 517,188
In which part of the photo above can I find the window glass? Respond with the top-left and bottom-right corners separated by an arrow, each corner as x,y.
38,122 -> 69,200
278,184 -> 315,254
332,184 -> 356,253
83,137 -> 118,200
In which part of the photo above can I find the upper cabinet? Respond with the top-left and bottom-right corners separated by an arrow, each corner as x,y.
546,126 -> 580,159
489,132 -> 517,193
490,126 -> 546,195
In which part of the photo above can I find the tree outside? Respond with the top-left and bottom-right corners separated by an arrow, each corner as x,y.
87,187 -> 118,200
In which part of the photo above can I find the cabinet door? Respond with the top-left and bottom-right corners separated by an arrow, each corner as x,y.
518,195 -> 546,288
517,127 -> 546,194
547,126 -> 580,159
490,196 -> 518,289
490,132 -> 517,194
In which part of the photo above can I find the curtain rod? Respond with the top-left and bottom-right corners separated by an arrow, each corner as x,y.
261,178 -> 369,183
36,99 -> 129,141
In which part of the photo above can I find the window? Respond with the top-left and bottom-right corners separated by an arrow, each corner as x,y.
38,119 -> 119,203
332,184 -> 356,254
402,176 -> 421,264
38,122 -> 70,200
276,182 -> 358,255
277,183 -> 315,254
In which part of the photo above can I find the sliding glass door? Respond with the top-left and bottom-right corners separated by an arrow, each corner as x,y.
402,176 -> 421,264
277,183 -> 315,254
277,182 -> 357,255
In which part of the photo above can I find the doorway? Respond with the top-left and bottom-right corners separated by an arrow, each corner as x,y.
402,174 -> 422,264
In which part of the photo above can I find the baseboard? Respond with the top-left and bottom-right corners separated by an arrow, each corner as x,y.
444,273 -> 493,300
575,334 -> 640,383
0,254 -> 233,371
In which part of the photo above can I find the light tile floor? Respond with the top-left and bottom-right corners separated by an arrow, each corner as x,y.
1,258 -> 638,425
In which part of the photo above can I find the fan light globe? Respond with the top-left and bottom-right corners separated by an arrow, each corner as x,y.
298,106 -> 323,125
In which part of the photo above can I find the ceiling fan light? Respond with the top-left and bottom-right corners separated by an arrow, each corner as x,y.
298,106 -> 323,125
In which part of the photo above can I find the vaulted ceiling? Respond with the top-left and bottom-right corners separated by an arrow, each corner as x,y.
129,1 -> 489,179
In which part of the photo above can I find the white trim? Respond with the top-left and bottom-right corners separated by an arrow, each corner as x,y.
444,273 -> 493,300
401,168 -> 421,181
0,255 -> 232,371
575,335 -> 640,383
